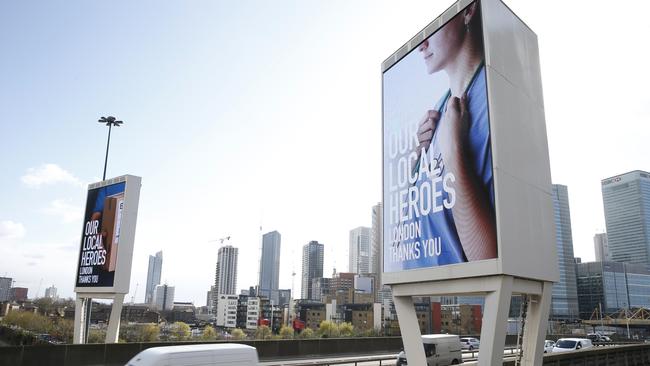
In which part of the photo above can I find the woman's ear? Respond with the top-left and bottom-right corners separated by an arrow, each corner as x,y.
464,3 -> 478,26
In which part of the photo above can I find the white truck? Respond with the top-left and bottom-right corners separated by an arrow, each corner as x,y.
396,334 -> 463,365
125,343 -> 259,366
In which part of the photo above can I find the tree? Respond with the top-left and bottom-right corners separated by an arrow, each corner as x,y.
51,319 -> 74,343
1,311 -> 53,334
202,325 -> 216,340
318,320 -> 340,338
255,325 -> 272,340
339,322 -> 354,337
231,328 -> 247,340
88,329 -> 106,344
169,322 -> 191,341
140,323 -> 160,342
298,328 -> 314,339
279,325 -> 294,339
34,297 -> 57,316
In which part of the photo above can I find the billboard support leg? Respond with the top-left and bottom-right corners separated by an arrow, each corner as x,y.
393,294 -> 426,366
73,295 -> 85,344
520,281 -> 552,365
478,275 -> 512,366
106,293 -> 125,343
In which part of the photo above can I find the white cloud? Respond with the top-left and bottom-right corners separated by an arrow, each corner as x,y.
41,199 -> 83,224
0,221 -> 26,239
21,164 -> 82,188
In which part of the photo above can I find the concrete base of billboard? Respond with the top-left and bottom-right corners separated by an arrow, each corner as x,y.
73,293 -> 126,344
391,275 -> 552,366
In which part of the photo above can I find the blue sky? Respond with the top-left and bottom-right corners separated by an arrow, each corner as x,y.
2,0 -> 650,304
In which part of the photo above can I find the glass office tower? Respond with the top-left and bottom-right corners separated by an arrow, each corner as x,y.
602,171 -> 650,265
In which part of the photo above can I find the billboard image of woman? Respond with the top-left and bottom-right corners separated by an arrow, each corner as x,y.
383,0 -> 497,272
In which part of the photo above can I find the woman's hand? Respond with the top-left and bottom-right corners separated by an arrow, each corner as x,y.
437,94 -> 470,168
416,110 -> 440,160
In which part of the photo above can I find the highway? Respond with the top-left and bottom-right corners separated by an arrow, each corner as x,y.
258,348 -> 521,365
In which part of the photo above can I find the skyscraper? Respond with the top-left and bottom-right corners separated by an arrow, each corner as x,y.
145,251 -> 163,304
594,233 -> 611,262
349,227 -> 371,275
153,284 -> 175,311
215,245 -> 239,305
0,277 -> 12,302
44,285 -> 58,299
371,202 -> 387,302
258,231 -> 281,302
301,241 -> 324,300
370,203 -> 383,276
551,184 -> 579,320
602,171 -> 650,265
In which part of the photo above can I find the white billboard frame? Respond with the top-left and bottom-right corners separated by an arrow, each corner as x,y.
73,174 -> 141,344
381,0 -> 558,286
73,174 -> 141,294
381,0 -> 557,364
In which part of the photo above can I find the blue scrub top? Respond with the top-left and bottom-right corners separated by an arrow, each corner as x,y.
92,182 -> 126,213
401,64 -> 494,269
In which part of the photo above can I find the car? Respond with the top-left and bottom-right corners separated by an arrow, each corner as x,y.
600,335 -> 612,342
460,337 -> 480,350
543,340 -> 555,353
124,343 -> 259,366
552,338 -> 593,353
396,334 -> 463,365
587,333 -> 612,342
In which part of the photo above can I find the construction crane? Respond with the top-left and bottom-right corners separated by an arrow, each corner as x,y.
131,283 -> 139,304
208,236 -> 231,245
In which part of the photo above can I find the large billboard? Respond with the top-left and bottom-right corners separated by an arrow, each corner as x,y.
383,1 -> 496,273
74,175 -> 141,293
382,0 -> 558,284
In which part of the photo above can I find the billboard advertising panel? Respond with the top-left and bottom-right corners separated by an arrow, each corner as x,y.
382,0 -> 558,285
74,175 -> 141,293
383,1 -> 497,273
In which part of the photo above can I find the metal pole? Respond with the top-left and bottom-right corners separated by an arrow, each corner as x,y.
103,123 -> 112,180
83,298 -> 91,343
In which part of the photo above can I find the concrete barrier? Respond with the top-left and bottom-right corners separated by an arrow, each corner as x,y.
502,343 -> 650,366
0,337 -> 404,366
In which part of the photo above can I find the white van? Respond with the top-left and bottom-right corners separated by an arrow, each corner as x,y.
124,343 -> 259,366
552,338 -> 593,353
396,334 -> 463,365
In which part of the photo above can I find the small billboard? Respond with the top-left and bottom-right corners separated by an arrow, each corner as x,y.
74,175 -> 141,294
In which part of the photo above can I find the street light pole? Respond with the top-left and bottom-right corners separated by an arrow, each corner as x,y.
98,116 -> 124,180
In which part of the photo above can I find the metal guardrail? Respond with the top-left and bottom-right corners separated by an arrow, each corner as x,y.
263,343 -> 640,366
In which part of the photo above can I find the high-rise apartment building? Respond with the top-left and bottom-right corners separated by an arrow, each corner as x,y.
258,231 -> 281,303
145,251 -> 163,304
44,285 -> 58,299
0,277 -> 12,302
371,203 -> 385,302
301,241 -> 324,300
153,284 -> 175,311
602,171 -> 650,265
349,227 -> 371,275
214,245 -> 238,307
551,184 -> 579,320
594,233 -> 611,262
371,203 -> 383,276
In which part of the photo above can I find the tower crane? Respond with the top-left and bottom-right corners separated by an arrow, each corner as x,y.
131,283 -> 139,304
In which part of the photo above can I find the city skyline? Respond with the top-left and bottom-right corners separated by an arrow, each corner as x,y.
1,1 -> 650,305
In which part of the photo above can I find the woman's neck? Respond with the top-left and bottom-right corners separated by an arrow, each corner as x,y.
446,38 -> 483,97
